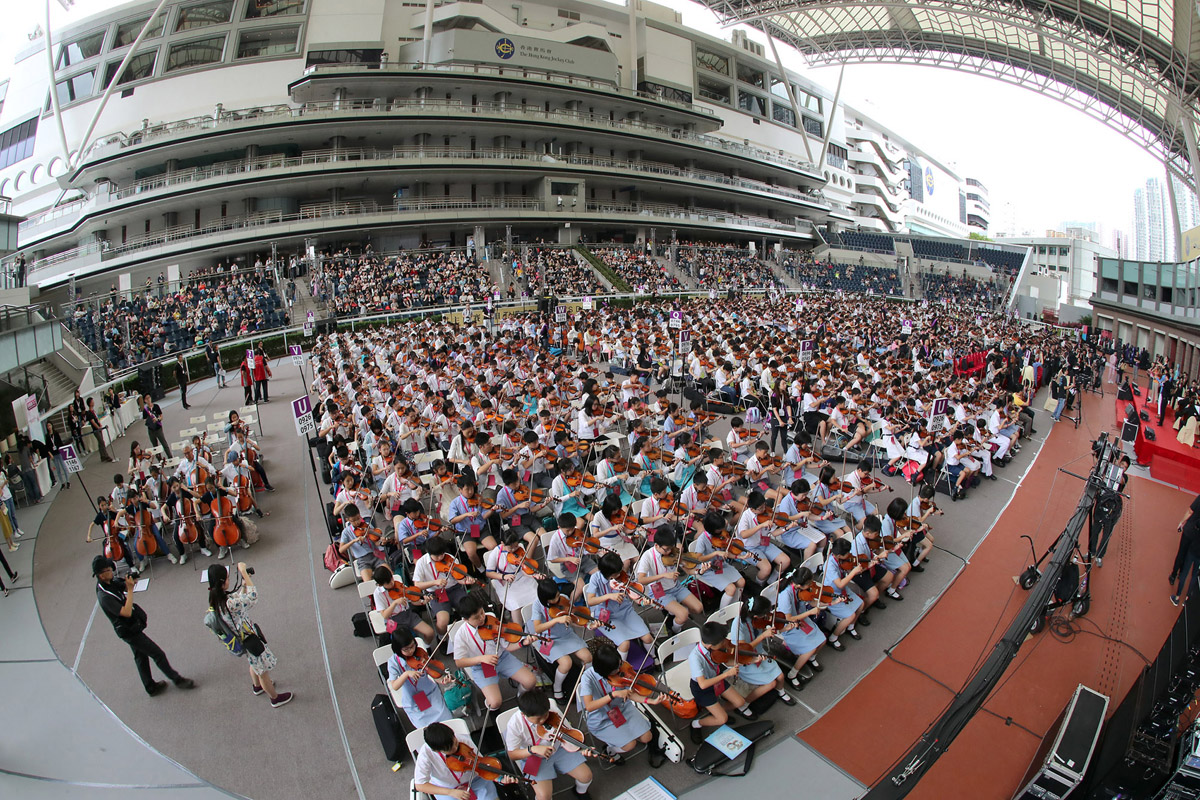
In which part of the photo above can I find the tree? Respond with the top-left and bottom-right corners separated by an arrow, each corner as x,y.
968,232 -> 993,242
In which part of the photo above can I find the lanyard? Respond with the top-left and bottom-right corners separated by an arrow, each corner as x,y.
521,716 -> 544,748
436,753 -> 466,786
466,624 -> 489,656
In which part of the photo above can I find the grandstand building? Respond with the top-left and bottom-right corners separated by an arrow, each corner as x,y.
965,177 -> 989,234
0,0 -> 981,298
1001,232 -> 1116,322
1092,255 -> 1200,372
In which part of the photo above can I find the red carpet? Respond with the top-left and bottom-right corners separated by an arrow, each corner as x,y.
1113,394 -> 1200,493
800,391 -> 1195,798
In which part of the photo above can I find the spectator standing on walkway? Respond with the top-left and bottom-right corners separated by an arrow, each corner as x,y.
15,435 -> 43,504
141,394 -> 173,458
1168,493 -> 1200,598
45,421 -> 70,490
0,470 -> 22,550
205,342 -> 226,388
94,555 -> 196,696
85,397 -> 115,462
175,354 -> 191,409
252,346 -> 271,402
240,359 -> 254,405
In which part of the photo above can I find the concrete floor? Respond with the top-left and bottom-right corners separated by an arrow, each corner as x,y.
6,360 -> 1054,800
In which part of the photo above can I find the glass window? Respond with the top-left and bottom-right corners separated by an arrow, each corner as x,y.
772,101 -> 795,128
305,48 -> 382,66
769,76 -> 791,100
695,49 -> 729,75
1037,246 -> 1046,254
697,76 -> 730,105
0,117 -> 38,170
802,116 -> 822,137
48,70 -> 95,108
237,26 -> 299,58
737,90 -> 765,116
57,32 -> 104,69
175,1 -> 234,32
798,89 -> 821,113
113,15 -> 166,48
166,36 -> 226,72
104,51 -> 157,87
737,63 -> 764,88
245,0 -> 304,18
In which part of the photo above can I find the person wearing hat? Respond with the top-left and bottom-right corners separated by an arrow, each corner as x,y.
93,555 -> 195,696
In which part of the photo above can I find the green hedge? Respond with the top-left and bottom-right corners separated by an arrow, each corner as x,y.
574,245 -> 633,292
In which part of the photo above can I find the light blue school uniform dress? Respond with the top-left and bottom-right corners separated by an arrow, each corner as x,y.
688,533 -> 740,591
528,599 -> 587,661
776,585 -> 829,655
775,492 -> 825,549
821,557 -> 864,620
880,515 -> 913,572
386,654 -> 454,728
454,622 -> 526,689
577,666 -> 652,749
734,622 -> 784,685
585,571 -> 650,646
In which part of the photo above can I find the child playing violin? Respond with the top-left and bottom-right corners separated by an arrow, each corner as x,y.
769,572 -> 828,689
849,516 -> 895,622
337,504 -> 385,583
446,478 -> 498,572
412,536 -> 476,639
903,485 -> 938,569
551,458 -> 594,524
841,463 -> 884,530
577,643 -> 665,766
687,512 -> 745,610
734,491 -> 792,582
638,477 -> 678,537
413,721 -> 501,800
371,564 -> 435,642
483,532 -> 541,625
744,441 -> 785,500
386,627 -> 453,729
821,540 -> 865,651
451,595 -> 538,711
733,598 -> 795,705
635,528 -> 702,634
774,479 -> 831,561
493,468 -> 544,548
504,688 -> 595,800
781,432 -> 823,487
547,512 -> 597,595
585,552 -> 655,660
528,579 -> 595,702
588,496 -> 641,567
686,621 -> 772,743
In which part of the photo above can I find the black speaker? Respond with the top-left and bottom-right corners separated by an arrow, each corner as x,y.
1015,686 -> 1109,800
315,318 -> 336,335
138,364 -> 163,401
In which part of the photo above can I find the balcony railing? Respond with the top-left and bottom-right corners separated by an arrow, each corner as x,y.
298,61 -> 716,120
25,196 -> 804,278
81,97 -> 818,175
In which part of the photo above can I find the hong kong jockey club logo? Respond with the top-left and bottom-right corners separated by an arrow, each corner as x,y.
924,165 -> 935,195
495,38 -> 515,59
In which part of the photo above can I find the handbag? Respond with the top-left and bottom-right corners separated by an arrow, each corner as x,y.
241,623 -> 268,657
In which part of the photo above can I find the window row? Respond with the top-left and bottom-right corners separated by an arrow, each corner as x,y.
48,26 -> 301,110
694,46 -> 822,114
0,117 -> 38,172
57,1 -> 303,71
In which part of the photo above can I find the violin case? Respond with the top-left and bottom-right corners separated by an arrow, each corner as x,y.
371,693 -> 404,762
688,718 -> 774,777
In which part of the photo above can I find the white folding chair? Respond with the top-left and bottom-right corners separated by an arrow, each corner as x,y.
212,413 -> 227,422
190,415 -> 208,425
358,579 -> 378,605
657,628 -> 701,664
663,662 -> 695,702
369,610 -> 388,636
705,602 -> 742,627
239,406 -> 255,417
540,529 -> 565,580
373,644 -> 393,686
800,553 -> 824,576
759,582 -> 780,606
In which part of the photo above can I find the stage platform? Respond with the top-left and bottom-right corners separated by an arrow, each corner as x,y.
1113,392 -> 1200,493
800,390 -> 1196,799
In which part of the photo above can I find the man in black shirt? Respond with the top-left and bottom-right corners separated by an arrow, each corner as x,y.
93,555 -> 195,696
1169,493 -> 1200,588
141,394 -> 172,458
174,354 -> 191,409
85,397 -> 115,462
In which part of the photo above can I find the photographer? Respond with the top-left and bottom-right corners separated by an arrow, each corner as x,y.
207,562 -> 292,708
93,555 -> 195,696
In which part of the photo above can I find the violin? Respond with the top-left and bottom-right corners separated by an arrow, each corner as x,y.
755,510 -> 794,528
476,613 -> 550,644
611,662 -> 684,703
353,517 -> 386,545
413,513 -> 444,533
504,545 -> 542,576
859,475 -> 895,494
442,741 -> 529,785
534,711 -> 619,763
548,595 -> 614,630
513,485 -> 548,505
694,485 -> 716,505
403,646 -> 449,680
565,473 -> 598,490
211,493 -> 240,548
709,640 -> 769,666
608,571 -> 667,609
718,461 -> 748,477
385,582 -> 428,604
432,555 -> 471,581
661,550 -> 707,574
894,515 -> 923,532
919,498 -> 944,516
797,584 -> 842,605
708,534 -> 756,565
750,611 -> 792,631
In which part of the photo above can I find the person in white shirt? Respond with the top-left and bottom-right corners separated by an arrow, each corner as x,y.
635,528 -> 702,633
414,723 -> 504,800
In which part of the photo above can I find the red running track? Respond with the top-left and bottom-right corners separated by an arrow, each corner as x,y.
799,391 -> 1195,799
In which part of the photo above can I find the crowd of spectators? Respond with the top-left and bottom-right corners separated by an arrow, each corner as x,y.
521,246 -> 605,296
315,248 -> 496,315
593,246 -> 682,293
678,244 -> 779,289
920,271 -> 1005,309
785,258 -> 903,295
68,268 -> 285,370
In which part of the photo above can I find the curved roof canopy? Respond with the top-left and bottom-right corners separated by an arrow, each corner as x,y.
698,1 -> 1200,185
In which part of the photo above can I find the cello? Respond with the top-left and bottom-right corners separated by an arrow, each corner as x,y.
134,502 -> 158,557
103,517 -> 125,562
177,495 -> 201,547
211,493 -> 241,549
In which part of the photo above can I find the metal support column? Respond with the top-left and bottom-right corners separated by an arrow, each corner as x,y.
766,33 -> 814,165
818,65 -> 846,169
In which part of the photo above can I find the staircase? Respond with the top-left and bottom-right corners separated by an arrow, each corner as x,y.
291,278 -> 325,326
7,358 -> 79,409
657,255 -> 698,290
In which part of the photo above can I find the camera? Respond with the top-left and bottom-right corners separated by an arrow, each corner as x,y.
245,566 -> 255,576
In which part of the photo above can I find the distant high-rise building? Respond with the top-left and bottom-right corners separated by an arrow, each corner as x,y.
1132,178 -> 1173,260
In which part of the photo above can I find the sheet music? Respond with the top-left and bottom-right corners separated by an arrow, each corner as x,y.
132,578 -> 150,593
614,776 -> 676,800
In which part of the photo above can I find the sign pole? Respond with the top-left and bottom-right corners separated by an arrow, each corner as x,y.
60,444 -> 99,515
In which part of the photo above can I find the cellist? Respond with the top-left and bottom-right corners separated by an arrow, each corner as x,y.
164,476 -> 212,564
220,450 -> 267,520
